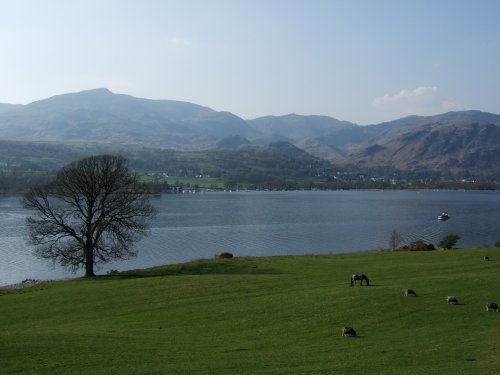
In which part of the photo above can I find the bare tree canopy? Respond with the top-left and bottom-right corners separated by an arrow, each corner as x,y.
389,229 -> 403,251
23,155 -> 156,277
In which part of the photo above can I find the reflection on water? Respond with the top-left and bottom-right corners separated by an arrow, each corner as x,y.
1,190 -> 499,286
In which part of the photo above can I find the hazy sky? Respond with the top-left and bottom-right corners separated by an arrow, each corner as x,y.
1,0 -> 500,124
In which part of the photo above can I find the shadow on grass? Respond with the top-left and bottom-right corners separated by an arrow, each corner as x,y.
101,257 -> 283,280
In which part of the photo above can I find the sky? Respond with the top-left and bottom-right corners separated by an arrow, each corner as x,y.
1,0 -> 500,124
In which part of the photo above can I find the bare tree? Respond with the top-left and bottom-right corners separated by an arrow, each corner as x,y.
23,155 -> 156,277
389,229 -> 402,251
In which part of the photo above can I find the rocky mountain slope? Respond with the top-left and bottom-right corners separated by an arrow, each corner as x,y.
345,112 -> 500,176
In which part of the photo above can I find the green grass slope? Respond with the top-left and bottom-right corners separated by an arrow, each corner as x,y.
1,249 -> 500,374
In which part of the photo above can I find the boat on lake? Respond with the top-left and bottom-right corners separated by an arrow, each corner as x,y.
438,212 -> 450,220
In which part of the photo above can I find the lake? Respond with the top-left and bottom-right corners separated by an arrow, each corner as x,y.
1,190 -> 499,286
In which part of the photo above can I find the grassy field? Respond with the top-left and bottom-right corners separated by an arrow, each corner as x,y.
1,249 -> 500,374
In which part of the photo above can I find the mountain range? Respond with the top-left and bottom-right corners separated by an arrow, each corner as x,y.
1,88 -> 499,178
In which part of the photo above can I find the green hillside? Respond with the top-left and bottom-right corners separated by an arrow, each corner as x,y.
1,249 -> 499,374
0,140 -> 335,192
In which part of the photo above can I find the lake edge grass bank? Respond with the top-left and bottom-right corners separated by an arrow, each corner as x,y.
1,248 -> 500,374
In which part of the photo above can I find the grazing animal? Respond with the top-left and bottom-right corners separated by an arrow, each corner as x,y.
350,274 -> 370,286
342,326 -> 357,337
404,288 -> 417,297
446,296 -> 458,305
486,302 -> 499,312
484,256 -> 490,261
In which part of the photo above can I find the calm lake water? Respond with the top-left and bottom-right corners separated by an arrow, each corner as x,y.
1,190 -> 499,286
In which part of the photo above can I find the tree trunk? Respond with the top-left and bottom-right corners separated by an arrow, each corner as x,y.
84,246 -> 95,277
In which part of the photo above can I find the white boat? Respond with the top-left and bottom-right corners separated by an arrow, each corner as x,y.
438,212 -> 450,220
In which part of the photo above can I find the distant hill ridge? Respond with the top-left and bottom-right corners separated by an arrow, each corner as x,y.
0,88 -> 499,177
0,88 -> 257,150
